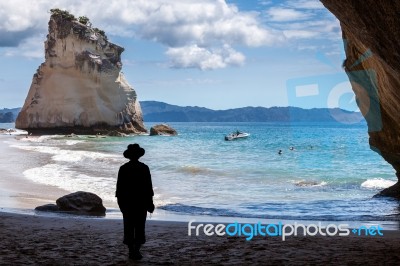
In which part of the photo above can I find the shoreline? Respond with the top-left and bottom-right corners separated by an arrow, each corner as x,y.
1,132 -> 399,230
2,130 -> 400,263
0,134 -> 72,209
1,211 -> 400,265
2,205 -> 399,232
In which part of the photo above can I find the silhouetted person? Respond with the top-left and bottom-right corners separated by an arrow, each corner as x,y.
116,144 -> 154,260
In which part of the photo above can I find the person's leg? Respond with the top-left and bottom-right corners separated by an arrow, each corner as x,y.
119,200 -> 133,246
130,209 -> 147,260
121,212 -> 138,259
124,213 -> 140,260
134,209 -> 147,246
122,213 -> 129,245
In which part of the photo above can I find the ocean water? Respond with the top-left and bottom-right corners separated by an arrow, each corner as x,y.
3,122 -> 400,221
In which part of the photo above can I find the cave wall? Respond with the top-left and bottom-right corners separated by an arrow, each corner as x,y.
321,1 -> 400,183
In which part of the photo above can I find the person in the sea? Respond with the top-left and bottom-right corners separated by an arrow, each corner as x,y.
116,143 -> 155,260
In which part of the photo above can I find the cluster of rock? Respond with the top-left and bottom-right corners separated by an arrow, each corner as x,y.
15,10 -> 146,135
35,191 -> 106,216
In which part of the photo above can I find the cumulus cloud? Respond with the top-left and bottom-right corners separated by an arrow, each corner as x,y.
166,44 -> 245,70
0,0 -> 286,70
139,6 -> 276,47
0,0 -> 339,69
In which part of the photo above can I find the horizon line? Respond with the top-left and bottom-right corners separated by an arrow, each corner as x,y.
0,101 -> 362,113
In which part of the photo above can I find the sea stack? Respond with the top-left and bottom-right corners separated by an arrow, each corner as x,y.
15,9 -> 146,134
321,1 -> 400,196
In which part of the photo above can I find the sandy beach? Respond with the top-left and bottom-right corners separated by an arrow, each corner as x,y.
0,211 -> 400,265
1,134 -> 400,265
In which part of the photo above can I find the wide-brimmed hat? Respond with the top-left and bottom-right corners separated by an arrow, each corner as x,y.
123,143 -> 145,159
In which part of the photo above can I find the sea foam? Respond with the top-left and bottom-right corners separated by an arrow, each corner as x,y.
11,144 -> 119,163
23,164 -> 117,203
361,178 -> 396,189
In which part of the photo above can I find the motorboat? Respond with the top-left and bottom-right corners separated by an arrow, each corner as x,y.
224,131 -> 250,141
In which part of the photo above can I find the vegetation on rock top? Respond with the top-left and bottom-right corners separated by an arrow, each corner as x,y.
50,8 -> 76,21
49,8 -> 108,41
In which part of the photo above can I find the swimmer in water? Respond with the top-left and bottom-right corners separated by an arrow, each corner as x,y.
289,146 -> 294,151
278,149 -> 282,155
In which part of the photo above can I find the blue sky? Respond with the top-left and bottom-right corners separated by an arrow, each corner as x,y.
0,0 -> 355,110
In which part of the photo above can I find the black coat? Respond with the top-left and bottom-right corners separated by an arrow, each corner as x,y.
116,160 -> 154,212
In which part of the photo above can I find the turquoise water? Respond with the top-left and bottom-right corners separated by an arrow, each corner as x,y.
5,122 -> 400,221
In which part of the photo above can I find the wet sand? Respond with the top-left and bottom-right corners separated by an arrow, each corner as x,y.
1,212 -> 400,265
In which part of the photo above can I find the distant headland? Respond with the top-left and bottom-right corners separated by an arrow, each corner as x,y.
140,101 -> 364,123
0,101 -> 364,123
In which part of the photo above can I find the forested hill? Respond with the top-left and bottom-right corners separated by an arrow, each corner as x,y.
140,101 -> 363,123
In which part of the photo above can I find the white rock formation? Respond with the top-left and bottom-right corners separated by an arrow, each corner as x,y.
16,11 -> 146,134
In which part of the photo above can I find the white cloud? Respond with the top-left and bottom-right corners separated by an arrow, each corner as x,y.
0,1 -> 49,32
166,44 -> 245,70
106,0 -> 285,48
0,0 -> 286,70
261,1 -> 340,52
0,0 -> 340,69
283,30 -> 317,39
280,19 -> 341,41
266,7 -> 311,22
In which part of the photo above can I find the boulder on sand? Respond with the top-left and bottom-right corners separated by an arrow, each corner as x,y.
35,191 -> 106,216
56,191 -> 106,216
